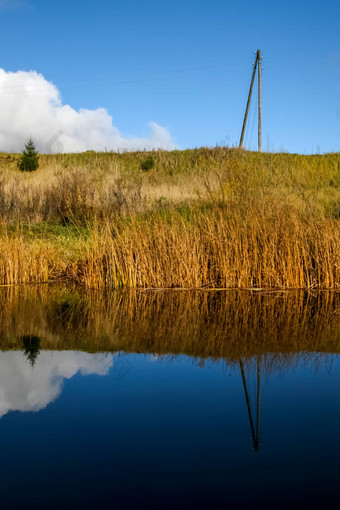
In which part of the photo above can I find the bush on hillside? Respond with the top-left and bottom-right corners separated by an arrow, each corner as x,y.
140,156 -> 155,172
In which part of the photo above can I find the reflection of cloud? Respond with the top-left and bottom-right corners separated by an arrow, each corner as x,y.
0,351 -> 113,418
149,354 -> 160,362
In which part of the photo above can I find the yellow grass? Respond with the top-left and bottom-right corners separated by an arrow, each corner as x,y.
0,148 -> 339,288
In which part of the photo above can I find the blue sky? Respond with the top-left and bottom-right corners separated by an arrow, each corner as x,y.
0,0 -> 339,153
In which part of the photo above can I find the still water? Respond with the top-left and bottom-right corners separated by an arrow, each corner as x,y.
0,288 -> 339,509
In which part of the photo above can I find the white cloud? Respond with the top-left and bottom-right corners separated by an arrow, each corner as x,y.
0,68 -> 176,152
0,350 -> 114,417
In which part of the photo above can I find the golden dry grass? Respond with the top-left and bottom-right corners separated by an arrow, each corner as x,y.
0,148 -> 339,288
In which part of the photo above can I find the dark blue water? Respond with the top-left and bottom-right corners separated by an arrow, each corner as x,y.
0,350 -> 339,509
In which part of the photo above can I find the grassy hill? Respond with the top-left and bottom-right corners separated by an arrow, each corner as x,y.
0,148 -> 339,289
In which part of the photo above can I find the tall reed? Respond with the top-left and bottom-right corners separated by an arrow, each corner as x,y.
73,201 -> 340,289
0,148 -> 339,288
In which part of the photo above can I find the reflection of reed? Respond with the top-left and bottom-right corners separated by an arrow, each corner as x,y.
0,286 -> 339,362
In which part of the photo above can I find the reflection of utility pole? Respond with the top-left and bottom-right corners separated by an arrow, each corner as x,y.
239,355 -> 261,451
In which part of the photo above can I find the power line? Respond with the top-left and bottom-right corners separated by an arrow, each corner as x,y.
0,59 -> 249,95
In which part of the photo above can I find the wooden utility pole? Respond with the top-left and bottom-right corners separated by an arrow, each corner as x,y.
257,50 -> 262,152
239,52 -> 258,149
239,49 -> 262,152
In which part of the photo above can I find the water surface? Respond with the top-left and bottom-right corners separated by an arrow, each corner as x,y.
0,288 -> 339,509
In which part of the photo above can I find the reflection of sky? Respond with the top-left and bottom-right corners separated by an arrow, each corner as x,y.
0,351 -> 113,418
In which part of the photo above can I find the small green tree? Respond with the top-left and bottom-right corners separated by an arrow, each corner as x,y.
140,156 -> 155,172
19,137 -> 39,171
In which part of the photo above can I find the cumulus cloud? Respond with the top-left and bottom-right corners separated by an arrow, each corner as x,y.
0,350 -> 114,417
0,68 -> 176,152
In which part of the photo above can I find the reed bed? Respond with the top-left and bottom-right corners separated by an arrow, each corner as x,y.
82,204 -> 339,289
0,148 -> 339,288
